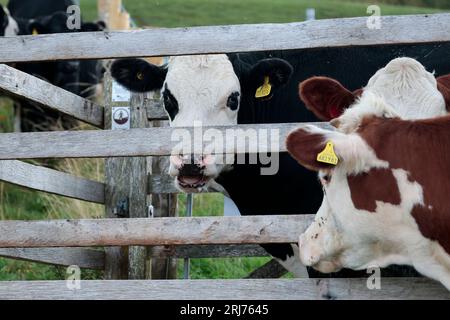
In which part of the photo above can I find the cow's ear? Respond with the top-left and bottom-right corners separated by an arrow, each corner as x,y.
27,19 -> 45,34
437,74 -> 450,111
111,58 -> 167,92
249,58 -> 293,90
299,77 -> 358,121
286,127 -> 341,172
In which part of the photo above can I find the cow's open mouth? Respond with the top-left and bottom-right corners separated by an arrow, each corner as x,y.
177,175 -> 209,189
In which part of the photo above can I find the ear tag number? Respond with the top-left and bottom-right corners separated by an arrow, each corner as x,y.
32,28 -> 39,35
317,141 -> 339,165
255,76 -> 272,98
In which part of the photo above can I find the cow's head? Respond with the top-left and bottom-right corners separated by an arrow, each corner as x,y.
0,5 -> 18,36
285,113 -> 426,273
111,54 -> 292,192
300,57 -> 449,132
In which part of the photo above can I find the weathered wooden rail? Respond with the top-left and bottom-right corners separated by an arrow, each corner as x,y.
0,14 -> 448,62
1,12 -> 449,298
1,278 -> 448,300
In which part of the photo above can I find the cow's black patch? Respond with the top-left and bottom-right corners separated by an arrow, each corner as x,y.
0,5 -> 8,36
162,86 -> 179,121
111,58 -> 167,93
226,91 -> 240,111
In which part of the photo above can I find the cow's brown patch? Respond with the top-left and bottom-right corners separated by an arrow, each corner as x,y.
347,168 -> 401,212
357,115 -> 450,254
411,205 -> 450,254
286,128 -> 336,172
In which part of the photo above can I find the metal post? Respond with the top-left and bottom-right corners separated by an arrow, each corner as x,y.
183,194 -> 194,279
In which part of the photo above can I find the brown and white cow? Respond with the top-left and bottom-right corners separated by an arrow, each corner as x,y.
286,105 -> 450,290
299,57 -> 450,132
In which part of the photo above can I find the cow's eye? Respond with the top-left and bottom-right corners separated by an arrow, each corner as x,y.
226,91 -> 240,111
162,88 -> 179,121
320,173 -> 332,186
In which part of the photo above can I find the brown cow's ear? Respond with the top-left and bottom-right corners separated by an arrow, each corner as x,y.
286,127 -> 339,172
437,74 -> 450,111
299,77 -> 358,121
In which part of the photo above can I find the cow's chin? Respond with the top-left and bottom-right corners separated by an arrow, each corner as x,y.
175,174 -> 213,193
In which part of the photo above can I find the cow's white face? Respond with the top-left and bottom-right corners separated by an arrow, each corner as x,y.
332,57 -> 447,133
111,54 -> 293,193
286,121 -> 429,274
164,55 -> 240,192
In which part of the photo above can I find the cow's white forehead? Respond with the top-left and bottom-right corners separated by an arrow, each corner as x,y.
164,54 -> 240,126
362,57 -> 446,119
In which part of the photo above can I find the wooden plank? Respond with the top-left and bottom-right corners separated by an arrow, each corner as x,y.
0,278 -> 448,300
103,71 -> 128,280
0,122 -> 333,160
126,91 -> 151,280
0,14 -> 448,62
0,215 -> 313,247
149,245 -> 268,258
245,259 -> 288,279
0,64 -> 104,127
0,248 -> 104,269
146,102 -> 167,121
148,113 -> 178,279
0,160 -> 104,204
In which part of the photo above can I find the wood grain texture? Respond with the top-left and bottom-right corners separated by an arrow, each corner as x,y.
0,248 -> 104,269
103,70 -> 129,280
245,259 -> 288,279
0,64 -> 104,127
0,122 -> 333,159
0,14 -> 448,62
126,91 -> 151,280
0,278 -> 448,300
0,215 -> 313,247
148,244 -> 268,258
0,160 -> 104,203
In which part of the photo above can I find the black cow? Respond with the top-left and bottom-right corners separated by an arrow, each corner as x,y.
112,43 -> 450,277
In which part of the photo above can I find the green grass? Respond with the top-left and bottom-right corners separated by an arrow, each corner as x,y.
76,0 -> 447,27
0,0 -> 447,280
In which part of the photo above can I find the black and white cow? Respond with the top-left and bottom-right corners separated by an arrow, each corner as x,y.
111,43 -> 449,278
5,0 -> 106,131
0,5 -> 18,37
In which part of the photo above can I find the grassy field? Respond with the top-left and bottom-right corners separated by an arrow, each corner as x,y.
0,0 -> 447,280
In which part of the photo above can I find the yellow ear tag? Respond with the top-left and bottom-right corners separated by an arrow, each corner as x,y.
255,76 -> 272,98
32,28 -> 39,35
317,141 -> 339,165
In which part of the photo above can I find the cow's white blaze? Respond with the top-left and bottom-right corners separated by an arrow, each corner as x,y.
165,55 -> 241,192
334,57 -> 447,133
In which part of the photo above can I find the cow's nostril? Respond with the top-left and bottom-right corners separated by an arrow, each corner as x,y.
179,164 -> 203,177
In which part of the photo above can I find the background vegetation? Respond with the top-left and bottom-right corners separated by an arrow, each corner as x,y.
0,0 -> 447,280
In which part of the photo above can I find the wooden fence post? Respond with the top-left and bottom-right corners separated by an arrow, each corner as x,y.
103,71 -> 149,279
146,96 -> 178,279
